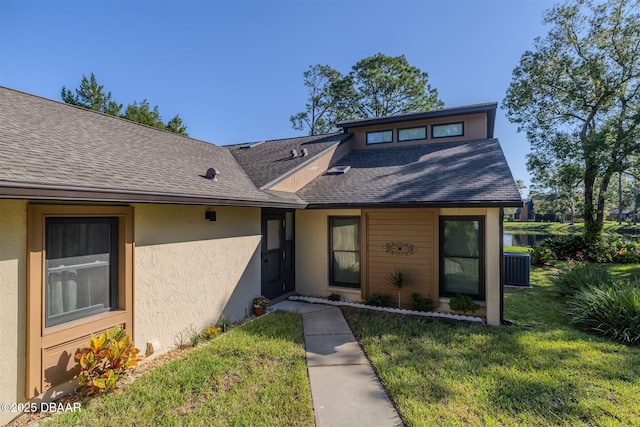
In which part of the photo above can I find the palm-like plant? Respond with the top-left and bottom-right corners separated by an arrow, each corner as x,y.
386,268 -> 413,308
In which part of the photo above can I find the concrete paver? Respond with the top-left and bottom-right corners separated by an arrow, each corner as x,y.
273,300 -> 404,427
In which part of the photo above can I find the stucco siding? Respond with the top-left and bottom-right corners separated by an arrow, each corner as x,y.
0,200 -> 27,425
133,204 -> 262,357
295,209 -> 362,300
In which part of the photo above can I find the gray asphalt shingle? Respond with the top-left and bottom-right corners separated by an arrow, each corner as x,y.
0,86 -> 302,207
297,139 -> 522,207
228,133 -> 350,188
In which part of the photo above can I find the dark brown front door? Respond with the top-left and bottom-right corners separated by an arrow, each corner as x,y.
261,210 -> 295,299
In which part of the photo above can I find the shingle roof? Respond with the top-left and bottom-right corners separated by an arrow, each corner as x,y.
228,133 -> 351,188
297,139 -> 522,207
0,87 -> 303,207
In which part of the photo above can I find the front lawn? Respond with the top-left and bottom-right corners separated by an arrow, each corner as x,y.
41,311 -> 313,427
342,264 -> 640,426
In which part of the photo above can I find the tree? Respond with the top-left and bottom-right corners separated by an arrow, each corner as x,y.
61,73 -> 188,135
350,53 -> 443,117
123,100 -> 166,130
290,65 -> 355,135
61,73 -> 122,116
503,0 -> 640,245
166,114 -> 188,136
291,54 -> 443,135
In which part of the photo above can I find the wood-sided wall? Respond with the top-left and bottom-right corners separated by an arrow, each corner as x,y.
363,209 -> 438,309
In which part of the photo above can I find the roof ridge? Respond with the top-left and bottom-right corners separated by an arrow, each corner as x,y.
0,85 -> 218,147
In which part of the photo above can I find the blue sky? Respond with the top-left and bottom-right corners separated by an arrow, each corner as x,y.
0,0 -> 558,189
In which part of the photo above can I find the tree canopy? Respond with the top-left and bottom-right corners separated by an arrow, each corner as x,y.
61,73 -> 188,136
291,54 -> 443,135
503,0 -> 640,244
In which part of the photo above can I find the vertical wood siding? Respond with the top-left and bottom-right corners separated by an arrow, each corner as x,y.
364,209 -> 437,309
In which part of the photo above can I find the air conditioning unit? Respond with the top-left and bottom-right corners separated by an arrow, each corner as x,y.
504,252 -> 530,287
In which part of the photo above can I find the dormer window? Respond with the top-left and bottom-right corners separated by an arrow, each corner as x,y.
432,122 -> 464,138
366,130 -> 393,145
398,126 -> 427,142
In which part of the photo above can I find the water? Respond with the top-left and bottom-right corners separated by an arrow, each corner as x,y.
503,233 -> 553,248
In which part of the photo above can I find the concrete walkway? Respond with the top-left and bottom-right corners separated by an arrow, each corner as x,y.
273,300 -> 403,427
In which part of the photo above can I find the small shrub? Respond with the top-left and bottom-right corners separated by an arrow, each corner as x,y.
75,326 -> 141,393
410,293 -> 434,312
448,294 -> 480,313
201,325 -> 223,340
529,245 -> 554,266
552,262 -> 614,298
217,315 -> 230,333
541,235 -> 586,260
187,325 -> 202,347
364,292 -> 390,307
386,268 -> 414,308
327,293 -> 341,301
568,280 -> 640,344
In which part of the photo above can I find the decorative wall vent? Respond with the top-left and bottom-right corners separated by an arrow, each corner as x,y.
383,242 -> 416,256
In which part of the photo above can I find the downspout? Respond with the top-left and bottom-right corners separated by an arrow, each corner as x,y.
499,207 -> 513,325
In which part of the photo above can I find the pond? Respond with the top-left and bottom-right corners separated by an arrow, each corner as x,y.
503,233 -> 553,248
504,232 -> 640,247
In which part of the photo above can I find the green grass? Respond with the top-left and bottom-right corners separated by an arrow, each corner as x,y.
341,263 -> 640,426
43,311 -> 313,427
504,220 -> 640,237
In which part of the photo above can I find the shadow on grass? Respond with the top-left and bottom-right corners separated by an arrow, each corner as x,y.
341,292 -> 640,426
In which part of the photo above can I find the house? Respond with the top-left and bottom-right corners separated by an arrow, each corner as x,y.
0,86 -> 521,424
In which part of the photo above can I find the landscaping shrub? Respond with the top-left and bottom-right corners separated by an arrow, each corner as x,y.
552,262 -> 614,298
568,280 -> 640,344
75,326 -> 141,393
529,244 -> 554,266
327,292 -> 341,301
540,235 -> 586,260
410,292 -> 434,311
364,292 -> 390,307
448,294 -> 480,313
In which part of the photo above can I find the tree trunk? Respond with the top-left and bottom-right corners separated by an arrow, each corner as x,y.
583,160 -> 602,246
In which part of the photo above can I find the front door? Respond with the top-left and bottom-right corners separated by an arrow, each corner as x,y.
261,210 -> 295,299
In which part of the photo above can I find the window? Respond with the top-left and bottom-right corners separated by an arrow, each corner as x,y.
440,217 -> 484,299
329,217 -> 360,288
366,130 -> 393,145
45,217 -> 118,327
432,122 -> 464,138
398,126 -> 427,142
27,205 -> 133,397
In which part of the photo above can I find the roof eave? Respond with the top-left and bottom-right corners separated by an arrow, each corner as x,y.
0,183 -> 307,209
304,200 -> 524,209
337,103 -> 498,130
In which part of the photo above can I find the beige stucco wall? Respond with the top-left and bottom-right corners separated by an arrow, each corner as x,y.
0,200 -> 27,425
439,207 -> 501,325
133,204 -> 262,356
295,209 -> 362,301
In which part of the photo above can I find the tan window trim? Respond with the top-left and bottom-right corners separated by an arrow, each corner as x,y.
26,204 -> 133,397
